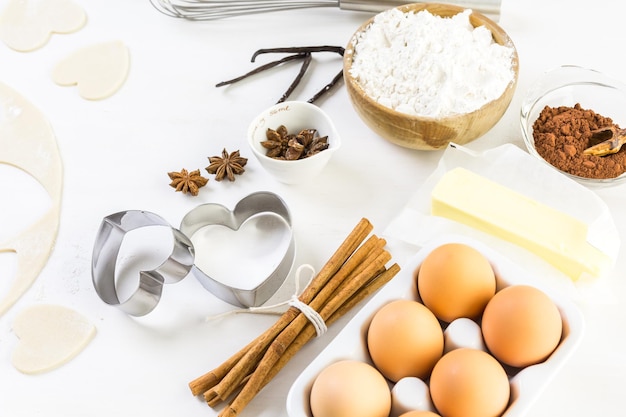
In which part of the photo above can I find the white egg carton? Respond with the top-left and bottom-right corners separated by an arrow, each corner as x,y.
286,234 -> 584,417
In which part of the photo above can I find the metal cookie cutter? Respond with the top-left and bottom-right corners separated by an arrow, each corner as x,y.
91,210 -> 195,316
180,191 -> 295,308
91,192 -> 295,316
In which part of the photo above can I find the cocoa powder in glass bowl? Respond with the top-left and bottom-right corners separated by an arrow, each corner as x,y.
532,104 -> 626,179
521,65 -> 626,187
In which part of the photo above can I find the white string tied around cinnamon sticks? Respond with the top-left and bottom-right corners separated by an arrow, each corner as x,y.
288,294 -> 327,336
206,264 -> 327,335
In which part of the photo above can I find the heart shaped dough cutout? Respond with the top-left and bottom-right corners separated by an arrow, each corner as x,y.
0,0 -> 86,52
52,40 -> 130,100
12,304 -> 96,374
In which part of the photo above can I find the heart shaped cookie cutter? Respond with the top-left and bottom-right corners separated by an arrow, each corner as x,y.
91,192 -> 295,316
180,191 -> 295,308
91,210 -> 195,316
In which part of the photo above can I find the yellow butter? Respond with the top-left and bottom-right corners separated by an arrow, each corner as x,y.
431,167 -> 610,280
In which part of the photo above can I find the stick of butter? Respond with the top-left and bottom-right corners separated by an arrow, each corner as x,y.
431,167 -> 611,281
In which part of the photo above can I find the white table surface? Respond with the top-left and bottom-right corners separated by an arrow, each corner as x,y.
0,0 -> 624,416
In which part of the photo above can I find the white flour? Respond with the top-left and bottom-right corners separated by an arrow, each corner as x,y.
349,9 -> 516,117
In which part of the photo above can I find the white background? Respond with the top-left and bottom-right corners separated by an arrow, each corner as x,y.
0,0 -> 625,416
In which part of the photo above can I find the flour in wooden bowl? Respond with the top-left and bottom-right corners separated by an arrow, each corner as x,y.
349,8 -> 516,118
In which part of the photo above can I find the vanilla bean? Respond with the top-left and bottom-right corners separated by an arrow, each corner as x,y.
251,45 -> 345,62
308,69 -> 343,104
254,46 -> 345,103
217,45 -> 345,103
215,53 -> 307,87
277,52 -> 311,103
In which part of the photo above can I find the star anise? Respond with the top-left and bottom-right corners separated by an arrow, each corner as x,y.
261,125 -> 329,160
261,126 -> 289,158
168,168 -> 208,196
206,148 -> 248,181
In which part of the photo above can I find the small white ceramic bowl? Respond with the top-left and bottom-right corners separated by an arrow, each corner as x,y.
247,101 -> 341,184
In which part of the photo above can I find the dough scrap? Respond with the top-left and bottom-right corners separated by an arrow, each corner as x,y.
12,304 -> 96,374
0,0 -> 86,52
0,82 -> 63,318
52,40 -> 130,100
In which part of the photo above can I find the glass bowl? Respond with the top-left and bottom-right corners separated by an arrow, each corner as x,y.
520,65 -> 626,187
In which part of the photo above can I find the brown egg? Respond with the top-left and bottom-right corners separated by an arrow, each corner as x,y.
417,243 -> 496,322
367,299 -> 443,382
400,411 -> 442,417
309,360 -> 391,417
481,284 -> 563,368
429,348 -> 510,417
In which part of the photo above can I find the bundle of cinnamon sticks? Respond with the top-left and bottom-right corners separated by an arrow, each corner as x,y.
188,217 -> 400,417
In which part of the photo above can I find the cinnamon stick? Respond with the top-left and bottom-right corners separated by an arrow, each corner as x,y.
206,233 -> 384,406
188,218 -> 401,417
218,249 -> 392,417
188,339 -> 251,396
296,218 -> 373,303
189,218 -> 372,399
261,263 -> 401,389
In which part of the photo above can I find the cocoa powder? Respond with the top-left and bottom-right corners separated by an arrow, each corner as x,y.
532,103 -> 626,179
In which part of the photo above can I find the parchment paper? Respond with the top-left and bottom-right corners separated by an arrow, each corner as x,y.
384,143 -> 620,301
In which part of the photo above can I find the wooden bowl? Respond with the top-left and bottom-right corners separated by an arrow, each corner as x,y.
343,3 -> 519,150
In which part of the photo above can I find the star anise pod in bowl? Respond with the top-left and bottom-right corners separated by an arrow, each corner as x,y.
206,148 -> 248,181
261,125 -> 329,160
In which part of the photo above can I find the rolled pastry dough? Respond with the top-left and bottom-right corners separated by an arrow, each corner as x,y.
0,82 -> 63,317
